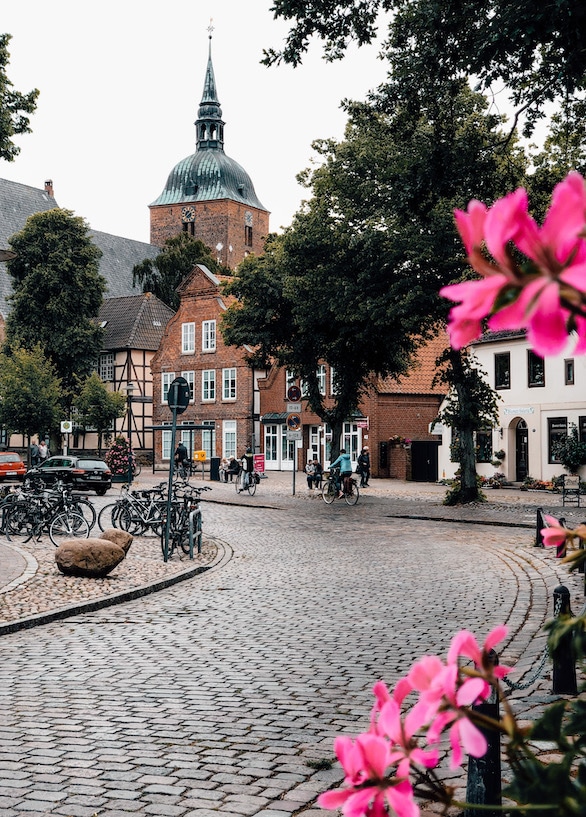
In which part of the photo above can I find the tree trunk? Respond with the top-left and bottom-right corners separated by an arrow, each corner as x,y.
459,426 -> 479,503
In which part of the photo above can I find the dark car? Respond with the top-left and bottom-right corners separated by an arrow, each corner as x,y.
27,455 -> 112,495
0,452 -> 27,481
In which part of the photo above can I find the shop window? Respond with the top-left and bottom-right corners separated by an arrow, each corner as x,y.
548,417 -> 568,463
476,430 -> 493,463
528,351 -> 545,387
494,353 -> 510,389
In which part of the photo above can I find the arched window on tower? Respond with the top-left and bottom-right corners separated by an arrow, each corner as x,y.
210,124 -> 216,140
200,124 -> 207,140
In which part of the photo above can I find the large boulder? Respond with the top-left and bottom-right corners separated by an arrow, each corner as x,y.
55,538 -> 126,578
99,528 -> 133,554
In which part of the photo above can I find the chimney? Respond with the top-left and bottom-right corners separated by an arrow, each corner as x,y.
44,179 -> 54,197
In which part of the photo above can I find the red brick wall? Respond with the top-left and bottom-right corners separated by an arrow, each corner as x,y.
150,268 -> 255,464
150,200 -> 269,269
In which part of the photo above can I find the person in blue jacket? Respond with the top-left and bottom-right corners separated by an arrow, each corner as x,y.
329,448 -> 352,497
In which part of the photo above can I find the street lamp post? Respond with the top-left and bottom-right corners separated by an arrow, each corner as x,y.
124,381 -> 135,485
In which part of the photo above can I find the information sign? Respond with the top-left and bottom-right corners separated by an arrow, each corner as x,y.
167,376 -> 190,415
286,413 -> 301,431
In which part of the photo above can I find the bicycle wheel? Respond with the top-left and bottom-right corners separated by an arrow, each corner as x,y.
235,475 -> 242,493
72,498 -> 97,532
132,460 -> 142,478
98,502 -> 124,531
49,511 -> 90,546
5,504 -> 36,543
322,479 -> 337,504
117,506 -> 146,535
344,480 -> 360,506
247,475 -> 257,496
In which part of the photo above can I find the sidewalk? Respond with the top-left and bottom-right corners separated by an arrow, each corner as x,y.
1,472 -> 582,635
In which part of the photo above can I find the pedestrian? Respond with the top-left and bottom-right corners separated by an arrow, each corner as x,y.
30,439 -> 39,467
329,448 -> 353,497
357,446 -> 371,487
313,460 -> 323,489
38,440 -> 49,463
227,456 -> 239,482
219,457 -> 229,482
305,459 -> 316,489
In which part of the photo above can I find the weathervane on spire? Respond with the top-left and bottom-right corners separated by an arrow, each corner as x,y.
207,18 -> 214,39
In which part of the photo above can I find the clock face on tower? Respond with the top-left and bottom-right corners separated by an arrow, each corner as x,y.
181,205 -> 196,223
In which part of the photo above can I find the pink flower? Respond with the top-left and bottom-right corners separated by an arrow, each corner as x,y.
445,172 -> 586,355
447,625 -> 511,679
378,699 -> 439,778
541,515 -> 568,548
318,732 -> 419,817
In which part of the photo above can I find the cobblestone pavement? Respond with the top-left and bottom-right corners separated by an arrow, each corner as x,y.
0,475 -> 584,816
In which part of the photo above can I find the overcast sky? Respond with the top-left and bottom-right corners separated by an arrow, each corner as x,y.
1,1 -> 388,245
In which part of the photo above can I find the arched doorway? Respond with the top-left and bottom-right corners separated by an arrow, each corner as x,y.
515,419 -> 529,482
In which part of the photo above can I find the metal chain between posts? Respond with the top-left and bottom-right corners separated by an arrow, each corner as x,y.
501,597 -> 586,695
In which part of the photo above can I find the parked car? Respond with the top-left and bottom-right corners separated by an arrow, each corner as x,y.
27,455 -> 112,495
0,452 -> 27,481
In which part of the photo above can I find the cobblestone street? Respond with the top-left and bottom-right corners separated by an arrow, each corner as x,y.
0,477 -> 583,817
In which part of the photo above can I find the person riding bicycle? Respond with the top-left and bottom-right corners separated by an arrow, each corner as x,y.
329,449 -> 353,498
174,442 -> 189,475
238,447 -> 255,492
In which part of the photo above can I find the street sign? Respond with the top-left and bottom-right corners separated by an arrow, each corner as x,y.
167,376 -> 190,415
286,430 -> 302,441
287,385 -> 302,402
286,402 -> 302,413
286,413 -> 301,431
60,420 -> 73,433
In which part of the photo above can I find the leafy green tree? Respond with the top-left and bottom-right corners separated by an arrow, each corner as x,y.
73,372 -> 126,455
133,233 -> 229,311
5,209 -> 105,403
265,0 -> 586,133
0,34 -> 38,162
433,350 -> 501,504
0,345 -> 61,457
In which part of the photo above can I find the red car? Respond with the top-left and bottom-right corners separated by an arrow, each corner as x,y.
0,452 -> 26,481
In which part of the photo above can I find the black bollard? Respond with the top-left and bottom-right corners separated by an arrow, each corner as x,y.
535,507 -> 546,547
556,517 -> 567,558
465,650 -> 501,817
552,585 -> 578,695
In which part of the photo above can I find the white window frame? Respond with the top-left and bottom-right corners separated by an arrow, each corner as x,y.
202,420 -> 216,459
161,422 -> 172,460
222,367 -> 236,401
285,370 -> 297,397
317,364 -> 327,396
202,369 -> 216,401
161,372 -> 175,404
202,320 -> 216,352
181,370 -> 195,402
223,420 -> 237,459
98,352 -> 114,382
182,322 -> 195,354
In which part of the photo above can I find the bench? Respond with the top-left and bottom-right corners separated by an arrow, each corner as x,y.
562,474 -> 581,507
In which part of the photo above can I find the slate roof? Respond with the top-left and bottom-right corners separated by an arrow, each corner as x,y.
98,293 -> 175,352
0,177 -> 159,317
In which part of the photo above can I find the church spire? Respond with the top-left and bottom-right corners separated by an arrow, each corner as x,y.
195,24 -> 225,151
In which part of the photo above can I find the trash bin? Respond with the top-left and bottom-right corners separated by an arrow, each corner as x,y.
210,457 -> 220,481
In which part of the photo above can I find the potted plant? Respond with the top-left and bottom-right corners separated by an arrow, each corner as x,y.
105,436 -> 135,481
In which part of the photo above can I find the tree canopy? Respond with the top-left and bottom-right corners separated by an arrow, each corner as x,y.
74,372 -> 127,454
133,233 -> 229,311
265,1 -> 586,135
0,33 -> 38,162
0,345 -> 61,441
5,208 -> 106,401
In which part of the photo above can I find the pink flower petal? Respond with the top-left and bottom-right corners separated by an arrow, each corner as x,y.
454,200 -> 487,256
459,716 -> 488,759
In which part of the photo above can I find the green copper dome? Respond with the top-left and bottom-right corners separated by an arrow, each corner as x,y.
151,37 -> 266,211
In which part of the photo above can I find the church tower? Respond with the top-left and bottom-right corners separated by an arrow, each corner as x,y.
149,33 -> 270,269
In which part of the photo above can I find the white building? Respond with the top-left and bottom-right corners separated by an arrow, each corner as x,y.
437,331 -> 586,483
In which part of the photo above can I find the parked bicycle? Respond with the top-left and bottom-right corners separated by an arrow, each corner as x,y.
98,482 -> 167,535
4,483 -> 91,545
321,467 -> 360,505
162,484 -> 211,559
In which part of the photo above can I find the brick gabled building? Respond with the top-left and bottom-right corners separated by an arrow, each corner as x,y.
149,35 -> 270,269
257,333 -> 448,479
150,264 -> 266,466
